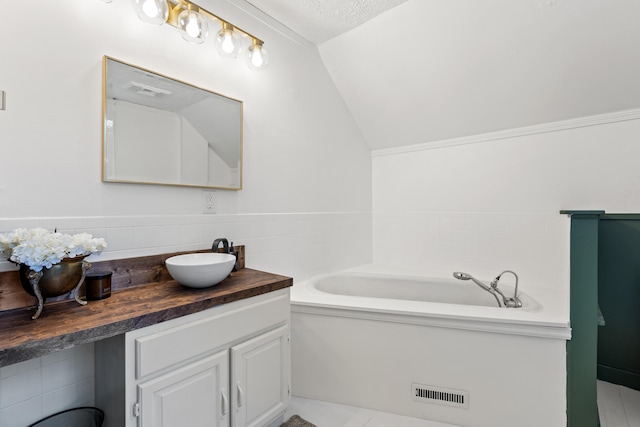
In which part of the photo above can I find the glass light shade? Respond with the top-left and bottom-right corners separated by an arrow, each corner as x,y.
245,41 -> 269,70
215,25 -> 241,58
177,9 -> 208,44
131,0 -> 169,25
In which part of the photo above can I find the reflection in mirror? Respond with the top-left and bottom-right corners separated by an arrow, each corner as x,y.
102,56 -> 242,190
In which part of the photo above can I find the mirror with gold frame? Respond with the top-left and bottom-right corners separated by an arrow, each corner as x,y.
102,56 -> 243,190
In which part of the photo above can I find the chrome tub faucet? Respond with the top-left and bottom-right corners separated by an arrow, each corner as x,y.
490,270 -> 522,308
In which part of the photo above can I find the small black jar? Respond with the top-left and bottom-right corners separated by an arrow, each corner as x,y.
85,272 -> 112,300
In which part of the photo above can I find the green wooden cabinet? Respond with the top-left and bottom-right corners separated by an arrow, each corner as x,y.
564,211 -> 601,427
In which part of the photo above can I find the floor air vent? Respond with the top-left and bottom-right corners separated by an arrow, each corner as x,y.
411,383 -> 469,409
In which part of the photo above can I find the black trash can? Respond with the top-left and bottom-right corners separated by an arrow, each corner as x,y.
28,407 -> 104,427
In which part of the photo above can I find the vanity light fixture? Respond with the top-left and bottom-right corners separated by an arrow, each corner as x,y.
128,0 -> 268,70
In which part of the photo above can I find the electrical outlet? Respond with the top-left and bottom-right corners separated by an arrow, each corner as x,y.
202,190 -> 216,214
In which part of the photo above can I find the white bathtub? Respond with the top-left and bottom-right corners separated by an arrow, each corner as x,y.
290,266 -> 570,427
308,271 -> 541,310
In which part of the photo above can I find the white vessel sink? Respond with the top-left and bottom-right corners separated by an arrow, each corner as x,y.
165,253 -> 236,288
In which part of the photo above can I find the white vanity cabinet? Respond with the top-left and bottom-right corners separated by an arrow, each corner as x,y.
137,350 -> 229,427
95,289 -> 291,427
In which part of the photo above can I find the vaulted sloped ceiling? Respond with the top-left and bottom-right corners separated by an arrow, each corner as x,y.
240,0 -> 640,151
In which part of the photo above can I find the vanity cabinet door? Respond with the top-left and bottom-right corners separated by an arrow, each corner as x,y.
138,350 -> 230,427
230,325 -> 290,427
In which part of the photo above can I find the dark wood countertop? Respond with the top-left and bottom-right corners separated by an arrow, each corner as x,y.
0,268 -> 292,368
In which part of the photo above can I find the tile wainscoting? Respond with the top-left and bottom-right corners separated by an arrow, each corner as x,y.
0,212 -> 372,280
373,211 -> 570,292
0,344 -> 95,427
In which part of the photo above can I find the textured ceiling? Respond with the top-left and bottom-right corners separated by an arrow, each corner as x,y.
244,0 -> 409,44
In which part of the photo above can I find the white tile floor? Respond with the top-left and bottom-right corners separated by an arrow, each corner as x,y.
598,380 -> 640,427
284,397 -> 458,427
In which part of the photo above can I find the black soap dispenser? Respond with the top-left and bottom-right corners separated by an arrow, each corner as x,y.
229,242 -> 238,272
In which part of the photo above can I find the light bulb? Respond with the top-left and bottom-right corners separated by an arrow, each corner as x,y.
222,35 -> 234,52
245,40 -> 269,70
177,9 -> 208,44
143,1 -> 158,17
186,19 -> 199,37
131,0 -> 169,25
215,24 -> 241,58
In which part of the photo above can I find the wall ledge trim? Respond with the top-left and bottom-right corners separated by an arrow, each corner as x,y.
372,108 -> 640,157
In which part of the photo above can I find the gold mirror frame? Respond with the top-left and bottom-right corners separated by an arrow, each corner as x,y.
102,56 -> 243,190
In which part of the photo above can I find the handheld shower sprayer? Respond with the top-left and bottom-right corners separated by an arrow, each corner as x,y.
453,270 -> 522,308
453,271 -> 492,292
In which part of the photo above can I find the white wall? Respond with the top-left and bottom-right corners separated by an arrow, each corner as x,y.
372,113 -> 640,288
0,1 -> 371,425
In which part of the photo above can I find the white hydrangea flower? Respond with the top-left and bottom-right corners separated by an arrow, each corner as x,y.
0,227 -> 107,272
